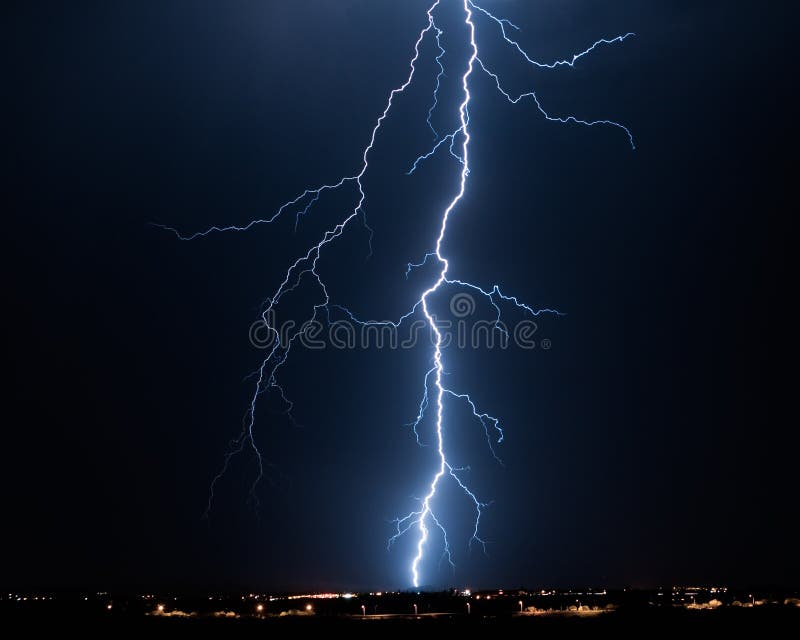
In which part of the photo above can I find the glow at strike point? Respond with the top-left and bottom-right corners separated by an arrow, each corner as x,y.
159,0 -> 633,588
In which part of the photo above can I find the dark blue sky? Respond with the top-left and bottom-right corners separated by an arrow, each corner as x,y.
4,0 -> 795,591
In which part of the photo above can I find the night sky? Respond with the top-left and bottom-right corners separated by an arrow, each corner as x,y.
4,1 -> 795,592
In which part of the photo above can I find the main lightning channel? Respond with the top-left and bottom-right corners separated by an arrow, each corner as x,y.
405,0 -> 477,589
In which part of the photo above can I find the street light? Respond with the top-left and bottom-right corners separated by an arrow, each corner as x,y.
519,600 -> 523,612
361,604 -> 365,617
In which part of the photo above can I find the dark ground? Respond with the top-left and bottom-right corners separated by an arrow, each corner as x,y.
5,608 -> 800,638
5,590 -> 799,637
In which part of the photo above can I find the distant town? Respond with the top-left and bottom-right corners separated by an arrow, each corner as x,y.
4,586 -> 799,622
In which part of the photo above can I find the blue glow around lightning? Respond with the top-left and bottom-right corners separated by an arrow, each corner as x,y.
158,0 -> 633,586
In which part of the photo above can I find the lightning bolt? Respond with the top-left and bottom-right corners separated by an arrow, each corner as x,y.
158,0 -> 634,587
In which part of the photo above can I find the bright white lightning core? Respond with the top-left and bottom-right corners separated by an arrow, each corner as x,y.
159,0 -> 634,588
